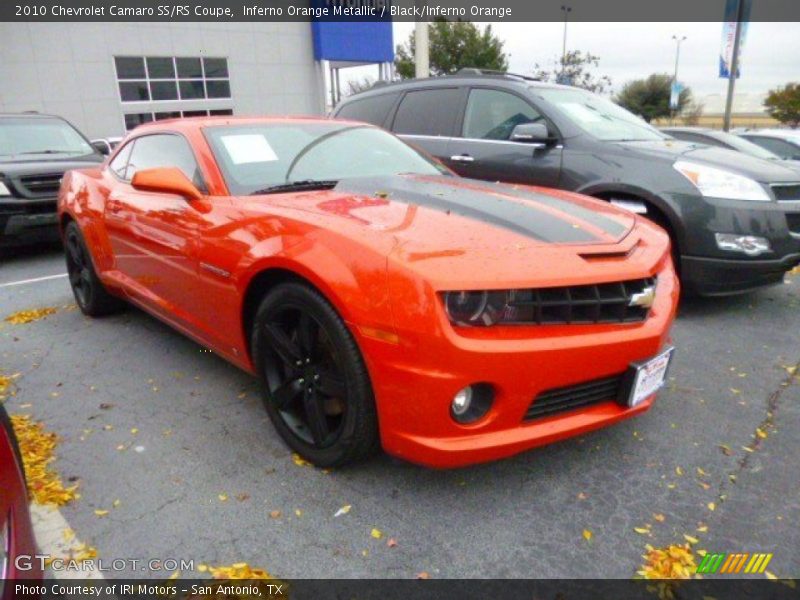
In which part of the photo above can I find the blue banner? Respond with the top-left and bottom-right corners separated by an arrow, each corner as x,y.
719,0 -> 752,79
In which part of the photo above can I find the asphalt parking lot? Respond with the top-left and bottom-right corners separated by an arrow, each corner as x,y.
1,244 -> 799,580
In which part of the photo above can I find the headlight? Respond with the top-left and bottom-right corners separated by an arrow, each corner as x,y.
443,291 -> 509,326
673,160 -> 771,202
0,181 -> 11,196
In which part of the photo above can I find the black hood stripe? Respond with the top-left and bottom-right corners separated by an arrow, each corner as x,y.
334,175 -> 626,244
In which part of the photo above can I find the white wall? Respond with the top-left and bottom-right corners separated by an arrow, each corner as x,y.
0,22 -> 325,138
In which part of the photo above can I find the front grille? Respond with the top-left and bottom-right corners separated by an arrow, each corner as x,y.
771,184 -> 800,202
787,213 -> 800,235
503,277 -> 655,325
18,173 -> 63,196
524,374 -> 623,421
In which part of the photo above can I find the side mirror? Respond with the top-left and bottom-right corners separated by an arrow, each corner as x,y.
91,140 -> 110,155
131,167 -> 203,201
510,122 -> 550,146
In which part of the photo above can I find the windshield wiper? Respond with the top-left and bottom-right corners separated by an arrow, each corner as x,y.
249,179 -> 339,195
19,150 -> 81,155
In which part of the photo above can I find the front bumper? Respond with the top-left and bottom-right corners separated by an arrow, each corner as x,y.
0,197 -> 60,245
682,252 -> 800,296
357,264 -> 679,468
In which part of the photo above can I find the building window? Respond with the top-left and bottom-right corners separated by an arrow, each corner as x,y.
114,56 -> 232,104
122,109 -> 234,132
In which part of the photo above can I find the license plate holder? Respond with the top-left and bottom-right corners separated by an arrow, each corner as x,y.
618,346 -> 675,408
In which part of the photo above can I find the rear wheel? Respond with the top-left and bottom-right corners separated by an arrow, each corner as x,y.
251,282 -> 379,467
64,221 -> 125,316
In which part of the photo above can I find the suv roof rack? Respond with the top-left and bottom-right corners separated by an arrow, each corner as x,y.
455,68 -> 541,82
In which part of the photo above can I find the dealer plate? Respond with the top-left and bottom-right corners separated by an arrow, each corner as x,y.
627,346 -> 674,407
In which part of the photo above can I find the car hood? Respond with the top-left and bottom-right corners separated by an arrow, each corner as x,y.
257,175 -> 665,289
614,139 -> 800,183
0,155 -> 103,177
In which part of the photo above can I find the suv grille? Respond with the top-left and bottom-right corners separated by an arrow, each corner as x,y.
18,173 -> 63,196
503,278 -> 656,325
524,374 -> 623,421
771,184 -> 800,202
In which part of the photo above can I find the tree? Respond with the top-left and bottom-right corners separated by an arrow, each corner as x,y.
615,74 -> 692,123
764,83 -> 800,128
345,76 -> 375,96
532,50 -> 612,94
394,19 -> 508,79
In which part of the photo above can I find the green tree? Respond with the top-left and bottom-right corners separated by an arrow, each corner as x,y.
615,74 -> 692,123
764,83 -> 800,128
394,19 -> 508,79
532,50 -> 612,94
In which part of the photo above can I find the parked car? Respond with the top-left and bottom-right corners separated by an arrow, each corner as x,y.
333,71 -> 800,296
0,113 -> 104,246
662,126 -> 800,173
90,136 -> 123,156
0,402 -> 42,588
59,116 -> 678,468
736,129 -> 800,162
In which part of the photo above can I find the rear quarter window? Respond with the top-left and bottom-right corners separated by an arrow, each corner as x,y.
336,93 -> 399,127
392,88 -> 462,137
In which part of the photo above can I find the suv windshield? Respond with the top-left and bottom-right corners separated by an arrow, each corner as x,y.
0,117 -> 95,159
535,88 -> 667,142
205,122 -> 446,196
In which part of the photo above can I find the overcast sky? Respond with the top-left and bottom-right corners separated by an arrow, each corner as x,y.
345,22 -> 799,110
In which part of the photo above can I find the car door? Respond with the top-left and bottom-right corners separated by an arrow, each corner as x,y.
103,133 -> 212,326
391,87 -> 466,168
445,87 -> 562,187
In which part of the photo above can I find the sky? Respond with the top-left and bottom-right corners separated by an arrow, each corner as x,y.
343,21 -> 799,111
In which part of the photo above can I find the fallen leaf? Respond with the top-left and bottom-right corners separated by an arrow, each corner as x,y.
4,307 -> 57,325
697,525 -> 708,533
235,493 -> 250,502
292,453 -> 312,467
334,505 -> 352,517
765,571 -> 778,580
675,466 -> 684,476
371,528 -> 383,539
719,444 -> 733,456
295,509 -> 302,517
637,543 -> 697,579
582,529 -> 593,541
653,513 -> 666,523
696,467 -> 709,477
112,499 -> 121,508
387,538 -> 398,548
415,572 -> 431,579
130,428 -> 138,435
683,534 -> 699,544
218,494 -> 228,502
94,509 -> 109,517
707,502 -> 716,511
756,428 -> 768,439
206,563 -> 274,580
269,510 -> 281,519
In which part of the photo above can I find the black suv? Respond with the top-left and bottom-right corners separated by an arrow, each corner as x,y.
333,71 -> 800,295
0,113 -> 103,247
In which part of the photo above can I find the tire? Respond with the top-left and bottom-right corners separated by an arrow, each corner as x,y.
64,221 -> 125,317
251,282 -> 379,467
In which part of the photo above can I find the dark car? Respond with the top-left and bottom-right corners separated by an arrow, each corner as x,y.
0,113 -> 104,247
0,402 -> 42,588
333,71 -> 800,295
663,126 -> 800,173
736,129 -> 800,162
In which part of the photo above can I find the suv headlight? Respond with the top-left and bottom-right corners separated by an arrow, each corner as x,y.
0,181 -> 11,196
673,160 -> 771,202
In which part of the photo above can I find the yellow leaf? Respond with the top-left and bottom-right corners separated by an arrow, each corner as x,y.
696,467 -> 709,476
683,534 -> 699,544
4,307 -> 57,325
765,571 -> 778,580
295,509 -> 302,517
634,526 -> 651,534
756,428 -> 768,439
707,502 -> 716,511
130,428 -> 138,435
653,513 -> 666,522
112,499 -> 121,508
292,453 -> 312,467
218,494 -> 228,502
582,529 -> 593,541
94,509 -> 109,517
371,528 -> 383,539
675,466 -> 684,476
730,388 -> 741,394
697,525 -> 708,533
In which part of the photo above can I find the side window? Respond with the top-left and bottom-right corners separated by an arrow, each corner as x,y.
126,134 -> 205,190
392,88 -> 461,137
109,141 -> 134,179
336,93 -> 399,127
462,89 -> 542,141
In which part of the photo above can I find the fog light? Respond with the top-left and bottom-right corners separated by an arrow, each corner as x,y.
450,383 -> 494,424
715,233 -> 771,256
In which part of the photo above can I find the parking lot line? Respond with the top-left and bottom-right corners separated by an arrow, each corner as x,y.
0,273 -> 68,288
29,504 -> 105,579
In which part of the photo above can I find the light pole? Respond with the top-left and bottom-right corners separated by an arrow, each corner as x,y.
671,35 -> 687,123
561,4 -> 572,79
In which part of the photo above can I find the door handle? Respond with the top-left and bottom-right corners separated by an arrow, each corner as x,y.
450,154 -> 474,163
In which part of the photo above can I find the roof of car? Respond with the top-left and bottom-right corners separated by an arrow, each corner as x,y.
0,112 -> 67,120
132,115 -> 339,132
739,129 -> 800,139
662,126 -> 714,133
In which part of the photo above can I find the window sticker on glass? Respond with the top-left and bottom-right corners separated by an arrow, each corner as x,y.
220,134 -> 278,164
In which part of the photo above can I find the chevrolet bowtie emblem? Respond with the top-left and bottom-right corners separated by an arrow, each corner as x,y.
628,285 -> 656,309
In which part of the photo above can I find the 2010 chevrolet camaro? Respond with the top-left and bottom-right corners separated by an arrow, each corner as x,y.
58,117 -> 679,468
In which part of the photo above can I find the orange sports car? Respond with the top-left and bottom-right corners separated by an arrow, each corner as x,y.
58,116 -> 678,468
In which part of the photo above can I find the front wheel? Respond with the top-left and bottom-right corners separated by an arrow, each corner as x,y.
251,282 -> 379,467
64,221 -> 125,316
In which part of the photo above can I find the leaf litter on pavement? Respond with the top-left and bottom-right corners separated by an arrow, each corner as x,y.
4,307 -> 58,325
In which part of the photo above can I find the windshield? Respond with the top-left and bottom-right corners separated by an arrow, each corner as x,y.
718,133 -> 784,160
0,117 -> 95,158
204,123 -> 447,196
535,88 -> 667,142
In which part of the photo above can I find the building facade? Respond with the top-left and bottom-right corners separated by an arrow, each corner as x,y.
0,22 -> 327,138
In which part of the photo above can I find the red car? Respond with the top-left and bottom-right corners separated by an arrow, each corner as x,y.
58,117 -> 678,468
0,403 -> 41,588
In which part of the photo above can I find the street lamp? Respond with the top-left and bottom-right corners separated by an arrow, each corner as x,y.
671,35 -> 687,122
561,5 -> 572,65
